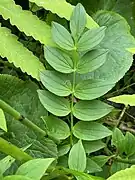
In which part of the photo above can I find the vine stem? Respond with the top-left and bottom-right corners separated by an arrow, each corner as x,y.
0,99 -> 46,136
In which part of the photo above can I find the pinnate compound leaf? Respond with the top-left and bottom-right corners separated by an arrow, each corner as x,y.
73,122 -> 112,141
0,108 -> 7,132
125,132 -> 135,157
3,175 -> 32,180
0,26 -> 45,80
52,22 -> 75,50
68,140 -> 86,172
112,128 -> 125,154
74,79 -> 114,100
40,71 -> 72,97
16,158 -> 55,179
77,49 -> 108,74
73,100 -> 113,121
86,158 -> 102,173
38,90 -> 71,116
29,0 -> 98,29
77,27 -> 106,52
70,3 -> 86,41
44,46 -> 74,73
109,94 -> 135,106
42,116 -> 70,140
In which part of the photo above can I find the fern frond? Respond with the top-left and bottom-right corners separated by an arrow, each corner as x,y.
29,0 -> 99,28
0,0 -> 53,46
0,25 -> 45,80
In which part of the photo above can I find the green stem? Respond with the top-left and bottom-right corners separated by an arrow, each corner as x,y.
115,157 -> 135,165
0,99 -> 46,136
0,137 -> 32,163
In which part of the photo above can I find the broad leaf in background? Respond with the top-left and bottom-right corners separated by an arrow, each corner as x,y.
42,116 -> 70,140
70,3 -> 86,41
73,122 -> 112,141
86,158 -> 102,173
112,128 -> 125,154
0,108 -> 7,132
109,94 -> 135,106
68,140 -> 86,172
125,132 -> 135,157
38,90 -> 71,116
3,175 -> 33,180
91,155 -> 111,168
16,158 -> 55,179
73,100 -> 113,121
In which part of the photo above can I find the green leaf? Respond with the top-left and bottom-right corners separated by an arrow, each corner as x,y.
16,158 -> 55,179
112,128 -> 125,154
86,158 -> 102,173
70,3 -> 86,41
73,122 -> 112,141
109,94 -> 135,106
58,144 -> 70,157
44,46 -> 74,73
29,0 -> 99,29
73,100 -> 113,121
3,175 -> 32,180
91,156 -> 111,167
125,132 -> 135,157
77,27 -> 106,52
52,22 -> 75,50
40,71 -> 72,97
0,25 -> 45,80
0,156 -> 15,175
74,79 -> 114,100
42,116 -> 70,140
68,140 -> 86,172
38,90 -> 71,116
0,108 -> 7,132
77,49 -> 108,74
83,140 -> 106,154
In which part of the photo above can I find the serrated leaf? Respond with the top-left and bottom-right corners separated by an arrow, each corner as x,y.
83,140 -> 106,154
91,155 -> 111,167
40,71 -> 72,97
73,100 -> 113,121
77,49 -> 108,74
73,122 -> 112,141
0,108 -> 7,132
3,175 -> 33,180
42,116 -> 70,140
125,132 -> 135,157
0,0 -> 53,46
74,79 -> 114,100
16,158 -> 55,179
109,94 -> 135,106
68,140 -> 86,172
70,3 -> 86,41
44,46 -> 74,73
52,22 -> 75,50
112,128 -> 125,154
38,90 -> 71,116
86,158 -> 102,173
0,26 -> 45,80
77,27 -> 106,52
29,0 -> 98,29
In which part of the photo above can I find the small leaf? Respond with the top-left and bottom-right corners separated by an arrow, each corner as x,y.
52,22 -> 75,50
16,158 -> 55,179
38,90 -> 71,116
77,49 -> 108,74
42,116 -> 70,140
77,26 -> 106,52
109,94 -> 135,106
112,128 -> 125,154
58,144 -> 70,157
0,156 -> 15,174
70,3 -> 87,41
68,140 -> 86,172
91,156 -> 111,167
73,122 -> 112,141
83,140 -> 106,153
74,79 -> 114,100
3,175 -> 32,180
73,100 -> 113,121
86,158 -> 102,173
0,108 -> 7,132
44,46 -> 74,73
40,71 -> 72,96
125,132 -> 135,157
